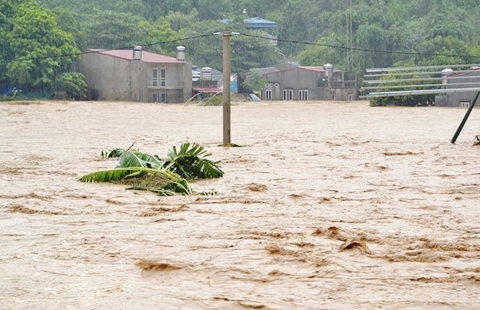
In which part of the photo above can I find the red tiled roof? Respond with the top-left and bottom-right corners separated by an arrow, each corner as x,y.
448,66 -> 480,77
263,66 -> 342,76
299,66 -> 341,73
85,49 -> 182,63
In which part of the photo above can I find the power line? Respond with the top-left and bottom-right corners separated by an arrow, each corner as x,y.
0,33 -> 216,66
94,33 -> 216,52
241,33 -> 480,62
2,31 -> 480,69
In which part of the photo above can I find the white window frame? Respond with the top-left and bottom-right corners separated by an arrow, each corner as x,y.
283,89 -> 293,101
264,89 -> 272,100
160,68 -> 166,87
298,89 -> 308,101
152,68 -> 158,87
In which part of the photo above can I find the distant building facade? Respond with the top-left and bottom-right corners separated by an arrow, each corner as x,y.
261,66 -> 358,101
76,49 -> 192,103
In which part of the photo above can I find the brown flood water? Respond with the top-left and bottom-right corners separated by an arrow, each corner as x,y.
1,100 -> 480,309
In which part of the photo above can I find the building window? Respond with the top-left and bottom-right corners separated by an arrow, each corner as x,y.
153,69 -> 158,87
153,92 -> 167,103
161,68 -> 166,87
298,89 -> 308,101
264,89 -> 272,100
283,89 -> 293,101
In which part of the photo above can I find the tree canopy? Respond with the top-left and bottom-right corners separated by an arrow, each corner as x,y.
1,0 -> 82,96
7,1 -> 79,86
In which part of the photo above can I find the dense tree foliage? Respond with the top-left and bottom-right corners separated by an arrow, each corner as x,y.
3,0 -> 79,90
53,72 -> 88,100
2,0 -> 480,99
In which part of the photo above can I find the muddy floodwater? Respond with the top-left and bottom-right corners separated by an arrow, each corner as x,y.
1,100 -> 480,309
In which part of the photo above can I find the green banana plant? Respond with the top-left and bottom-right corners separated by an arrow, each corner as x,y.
165,143 -> 224,179
79,143 -> 223,196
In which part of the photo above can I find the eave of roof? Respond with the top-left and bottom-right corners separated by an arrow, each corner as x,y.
448,67 -> 480,77
84,49 -> 182,63
262,66 -> 341,76
244,17 -> 278,29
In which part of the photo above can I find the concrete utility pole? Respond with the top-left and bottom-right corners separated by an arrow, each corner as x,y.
222,31 -> 232,146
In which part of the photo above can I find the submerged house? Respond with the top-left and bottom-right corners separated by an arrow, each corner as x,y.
435,67 -> 480,107
261,65 -> 358,101
76,47 -> 192,103
191,66 -> 223,98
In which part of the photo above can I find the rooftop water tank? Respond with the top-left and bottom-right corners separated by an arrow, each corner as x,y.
441,68 -> 453,78
201,67 -> 212,80
323,63 -> 334,76
133,46 -> 142,61
176,46 -> 185,61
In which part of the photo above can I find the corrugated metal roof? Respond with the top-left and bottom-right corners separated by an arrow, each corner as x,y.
85,49 -> 182,63
257,67 -> 279,76
192,87 -> 221,94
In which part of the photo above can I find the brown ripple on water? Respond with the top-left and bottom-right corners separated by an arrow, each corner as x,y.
8,204 -> 62,215
134,259 -> 183,271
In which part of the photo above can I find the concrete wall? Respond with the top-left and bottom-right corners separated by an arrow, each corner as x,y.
79,53 -> 131,101
129,60 -> 147,102
435,91 -> 479,107
145,62 -> 192,103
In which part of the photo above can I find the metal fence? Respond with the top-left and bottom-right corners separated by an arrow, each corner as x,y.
361,64 -> 480,98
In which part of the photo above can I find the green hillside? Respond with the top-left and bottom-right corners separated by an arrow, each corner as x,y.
2,0 -> 480,97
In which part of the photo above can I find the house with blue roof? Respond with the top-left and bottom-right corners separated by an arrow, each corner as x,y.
221,15 -> 278,46
243,17 -> 278,29
244,17 -> 278,46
